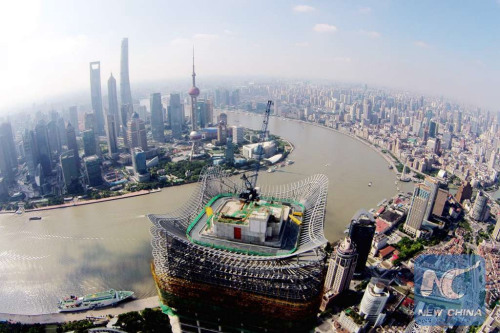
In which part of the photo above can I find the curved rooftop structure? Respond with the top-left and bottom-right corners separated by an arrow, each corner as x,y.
149,166 -> 329,320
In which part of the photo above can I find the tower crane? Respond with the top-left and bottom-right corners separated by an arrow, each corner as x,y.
239,100 -> 273,203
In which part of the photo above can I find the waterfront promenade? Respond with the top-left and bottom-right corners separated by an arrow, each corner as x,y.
0,296 -> 160,325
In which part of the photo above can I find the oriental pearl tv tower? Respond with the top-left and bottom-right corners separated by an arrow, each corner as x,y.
189,48 -> 202,160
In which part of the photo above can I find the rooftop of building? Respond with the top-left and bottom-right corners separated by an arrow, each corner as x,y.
187,194 -> 303,256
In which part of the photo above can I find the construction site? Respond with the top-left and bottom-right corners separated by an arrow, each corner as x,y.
148,101 -> 330,332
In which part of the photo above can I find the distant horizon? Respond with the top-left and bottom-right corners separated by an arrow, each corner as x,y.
1,74 -> 488,116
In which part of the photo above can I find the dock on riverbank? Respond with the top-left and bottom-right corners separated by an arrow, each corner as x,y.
0,296 -> 160,325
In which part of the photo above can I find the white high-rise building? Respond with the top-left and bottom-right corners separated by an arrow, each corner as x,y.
359,280 -> 390,325
232,126 -> 244,145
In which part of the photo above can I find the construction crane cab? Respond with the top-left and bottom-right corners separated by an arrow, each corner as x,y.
239,100 -> 273,203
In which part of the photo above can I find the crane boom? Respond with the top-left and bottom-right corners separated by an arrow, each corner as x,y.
240,100 -> 273,202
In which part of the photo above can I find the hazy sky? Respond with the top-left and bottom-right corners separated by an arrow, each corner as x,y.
1,0 -> 499,111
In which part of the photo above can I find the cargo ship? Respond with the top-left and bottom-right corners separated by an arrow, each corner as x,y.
58,289 -> 134,312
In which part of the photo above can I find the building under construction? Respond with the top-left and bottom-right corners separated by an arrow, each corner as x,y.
149,166 -> 329,331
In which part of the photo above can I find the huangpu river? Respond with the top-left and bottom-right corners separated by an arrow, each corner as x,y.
0,112 -> 414,314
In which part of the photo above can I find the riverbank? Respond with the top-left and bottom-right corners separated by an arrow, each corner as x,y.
0,189 -> 158,215
0,297 -> 160,325
231,111 -> 398,176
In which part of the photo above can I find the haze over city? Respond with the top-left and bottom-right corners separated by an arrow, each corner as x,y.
1,0 -> 499,112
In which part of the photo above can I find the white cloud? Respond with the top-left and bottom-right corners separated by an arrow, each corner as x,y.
293,5 -> 315,13
294,42 -> 309,47
358,6 -> 372,14
193,33 -> 219,41
170,38 -> 191,46
414,40 -> 430,48
359,30 -> 381,38
224,29 -> 237,36
313,24 -> 337,33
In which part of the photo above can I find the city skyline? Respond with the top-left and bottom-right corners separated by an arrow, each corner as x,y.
0,0 -> 499,113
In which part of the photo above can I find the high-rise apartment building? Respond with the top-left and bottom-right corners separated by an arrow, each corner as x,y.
89,61 -> 105,135
150,93 -> 165,142
349,211 -> 376,274
120,38 -> 133,107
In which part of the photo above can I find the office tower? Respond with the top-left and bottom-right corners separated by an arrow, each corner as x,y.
359,280 -> 390,325
107,73 -> 121,137
471,191 -> 490,222
150,93 -> 165,142
196,99 -> 209,129
225,140 -> 234,165
349,212 -> 376,274
168,93 -> 183,140
120,104 -> 133,143
66,123 -> 80,170
489,150 -> 497,170
34,121 -> 52,176
455,181 -> 473,203
230,89 -> 240,106
105,114 -> 118,157
83,155 -> 102,186
47,120 -> 61,154
22,129 -> 38,180
320,237 -> 358,311
403,183 -> 432,237
84,112 -> 95,131
217,121 -> 227,145
132,147 -> 150,182
0,122 -> 17,177
324,237 -> 358,295
57,117 -> 67,147
0,140 -> 13,182
431,188 -> 448,217
120,38 -> 133,107
429,120 -> 437,138
68,106 -> 79,135
423,176 -> 440,220
188,49 -> 200,130
89,61 -> 105,135
82,129 -> 97,156
127,112 -> 147,151
60,150 -> 79,191
232,126 -> 244,145
218,113 -> 228,125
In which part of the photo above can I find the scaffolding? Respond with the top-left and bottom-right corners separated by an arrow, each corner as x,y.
149,166 -> 329,320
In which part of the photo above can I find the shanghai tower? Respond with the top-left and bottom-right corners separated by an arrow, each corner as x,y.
89,61 -> 105,135
120,38 -> 133,107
